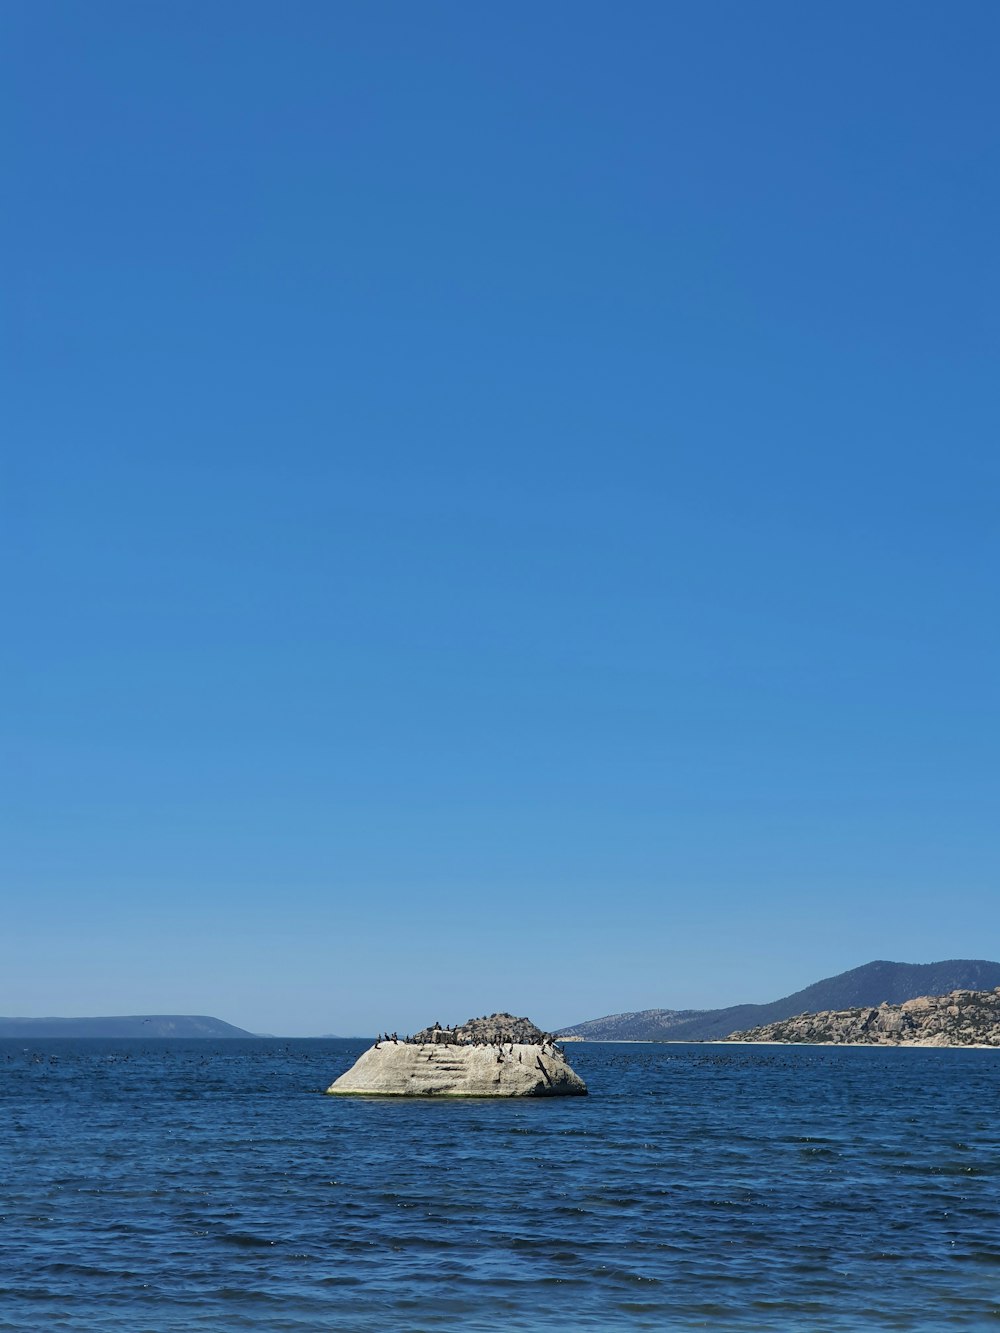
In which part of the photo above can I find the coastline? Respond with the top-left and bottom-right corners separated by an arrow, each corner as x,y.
562,1038 -> 1000,1049
717,1039 -> 1000,1049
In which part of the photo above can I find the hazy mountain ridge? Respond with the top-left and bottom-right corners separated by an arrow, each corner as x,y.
558,1008 -> 708,1041
0,1015 -> 255,1038
558,960 -> 1000,1042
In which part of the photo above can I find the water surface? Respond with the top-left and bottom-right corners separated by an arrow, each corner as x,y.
2,1039 -> 999,1330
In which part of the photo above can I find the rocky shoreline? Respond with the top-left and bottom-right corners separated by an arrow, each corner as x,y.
727,987 -> 1000,1046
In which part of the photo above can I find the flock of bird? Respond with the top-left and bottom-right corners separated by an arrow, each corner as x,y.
372,1026 -> 565,1061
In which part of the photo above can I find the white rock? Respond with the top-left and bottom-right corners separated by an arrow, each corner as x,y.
326,1041 -> 587,1097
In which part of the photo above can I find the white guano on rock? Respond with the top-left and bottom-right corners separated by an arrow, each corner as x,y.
326,1039 -> 588,1097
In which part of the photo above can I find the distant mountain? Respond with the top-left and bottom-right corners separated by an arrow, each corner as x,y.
0,1014 -> 255,1038
557,960 -> 1000,1042
558,1008 -> 708,1041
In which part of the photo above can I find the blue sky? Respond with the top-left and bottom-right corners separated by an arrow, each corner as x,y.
3,3 -> 998,1035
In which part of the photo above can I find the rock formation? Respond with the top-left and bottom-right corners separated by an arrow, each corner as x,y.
411,1012 -> 551,1046
326,1014 -> 588,1097
727,987 -> 1000,1046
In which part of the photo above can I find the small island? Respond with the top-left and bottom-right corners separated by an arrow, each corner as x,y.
326,1012 -> 588,1097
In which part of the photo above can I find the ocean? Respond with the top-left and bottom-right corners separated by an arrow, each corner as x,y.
2,1038 -> 999,1331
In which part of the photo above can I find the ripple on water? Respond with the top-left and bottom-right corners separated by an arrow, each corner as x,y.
3,1039 -> 1000,1330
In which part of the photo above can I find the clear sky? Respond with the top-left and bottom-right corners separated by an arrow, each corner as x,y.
4,3 -> 998,1035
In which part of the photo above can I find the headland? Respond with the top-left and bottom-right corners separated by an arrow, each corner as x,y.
727,987 -> 1000,1046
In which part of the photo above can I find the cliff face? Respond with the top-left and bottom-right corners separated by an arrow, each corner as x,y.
728,987 -> 1000,1046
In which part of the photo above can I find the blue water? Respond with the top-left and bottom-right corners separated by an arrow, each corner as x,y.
2,1040 -> 1000,1331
